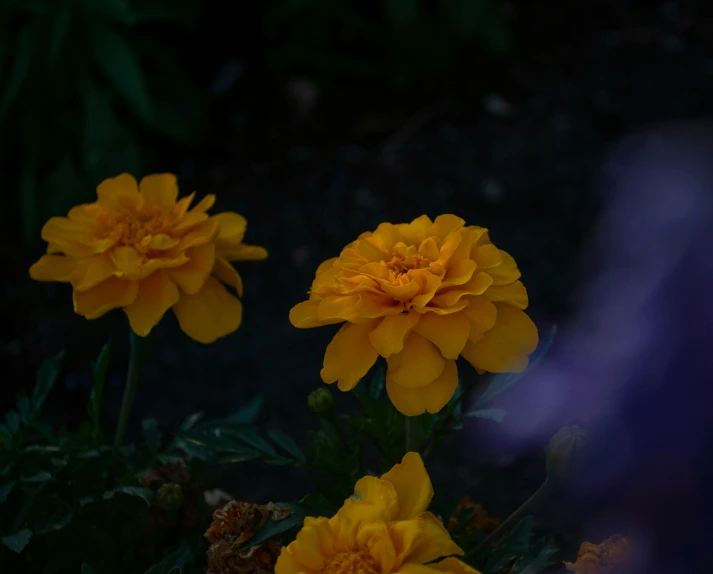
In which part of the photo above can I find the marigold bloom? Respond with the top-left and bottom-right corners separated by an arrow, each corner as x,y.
289,215 -> 538,415
29,173 -> 267,342
564,535 -> 633,574
276,452 -> 481,574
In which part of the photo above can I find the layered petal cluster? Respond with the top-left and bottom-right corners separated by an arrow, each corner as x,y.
289,215 -> 538,415
30,173 -> 267,342
276,452 -> 480,574
564,535 -> 634,573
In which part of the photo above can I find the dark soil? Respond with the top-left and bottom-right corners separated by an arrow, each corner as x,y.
2,0 -> 712,566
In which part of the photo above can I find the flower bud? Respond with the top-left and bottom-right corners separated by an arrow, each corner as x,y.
156,482 -> 184,512
308,388 -> 333,414
546,425 -> 590,482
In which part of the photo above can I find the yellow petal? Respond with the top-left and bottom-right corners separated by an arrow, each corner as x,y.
171,191 -> 195,217
282,516 -> 333,571
123,271 -> 179,336
487,250 -> 521,285
290,299 -> 343,328
442,259 -> 477,287
398,215 -> 433,245
386,332 -> 445,388
213,212 -> 247,248
426,214 -> 465,239
315,257 -> 338,276
485,280 -> 528,309
473,244 -> 502,268
175,220 -> 219,249
461,304 -> 538,373
168,243 -> 215,295
369,313 -> 420,357
318,295 -> 361,321
110,246 -> 144,280
29,255 -> 75,282
359,521 -> 397,573
418,237 -> 440,261
381,452 -> 434,520
146,233 -> 179,250
138,173 -> 178,211
71,255 -> 118,291
339,476 -> 399,523
96,173 -> 140,211
430,272 -> 492,307
389,512 -> 462,569
173,277 -> 243,343
41,217 -> 92,245
320,321 -> 379,391
191,194 -> 216,213
220,243 -> 269,261
212,256 -> 243,296
173,211 -> 210,234
462,296 -> 497,342
386,359 -> 458,416
73,277 -> 138,319
414,311 -> 470,359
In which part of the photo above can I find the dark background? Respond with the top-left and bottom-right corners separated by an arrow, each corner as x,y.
1,0 -> 711,559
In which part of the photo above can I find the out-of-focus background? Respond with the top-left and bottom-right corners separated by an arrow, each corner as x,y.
1,0 -> 711,559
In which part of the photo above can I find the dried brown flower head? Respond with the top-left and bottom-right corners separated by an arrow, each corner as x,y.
205,501 -> 291,574
564,535 -> 634,573
447,497 -> 500,535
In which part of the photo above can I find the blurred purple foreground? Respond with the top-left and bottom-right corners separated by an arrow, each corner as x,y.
479,123 -> 713,572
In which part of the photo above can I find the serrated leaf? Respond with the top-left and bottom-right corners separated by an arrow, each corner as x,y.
218,451 -> 261,464
2,529 -> 32,553
144,544 -> 193,574
241,503 -> 306,549
463,407 -> 506,422
32,352 -> 64,416
178,427 -> 246,452
88,23 -> 153,123
142,418 -> 161,452
229,395 -> 264,423
103,486 -> 154,505
231,427 -> 279,458
0,22 -> 37,120
0,481 -> 15,504
89,341 -> 111,436
266,428 -> 306,463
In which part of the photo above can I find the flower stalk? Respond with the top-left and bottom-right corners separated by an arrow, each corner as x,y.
114,330 -> 143,448
405,415 -> 418,454
472,478 -> 554,554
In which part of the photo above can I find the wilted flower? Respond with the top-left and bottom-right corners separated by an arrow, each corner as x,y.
447,497 -> 499,535
140,459 -> 202,527
564,535 -> 633,573
546,425 -> 590,483
29,173 -> 267,342
307,387 -> 334,413
276,452 -> 480,574
205,500 -> 290,574
289,215 -> 538,415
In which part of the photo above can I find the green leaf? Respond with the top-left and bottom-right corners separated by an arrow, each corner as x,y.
88,23 -> 153,123
474,325 -> 556,409
144,545 -> 193,574
242,503 -> 306,549
21,471 -> 53,483
463,407 -> 507,422
178,411 -> 203,431
179,427 -> 248,452
16,394 -> 31,424
103,486 -> 154,506
231,427 -> 280,459
510,537 -> 559,574
32,352 -> 64,416
229,395 -> 264,423
48,5 -> 72,66
2,529 -> 32,553
0,22 -> 37,120
266,428 -> 306,463
89,341 -> 111,437
142,418 -> 161,452
0,481 -> 15,504
369,368 -> 385,399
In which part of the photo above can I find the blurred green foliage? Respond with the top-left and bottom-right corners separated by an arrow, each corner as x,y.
0,0 -> 205,243
265,0 -> 512,87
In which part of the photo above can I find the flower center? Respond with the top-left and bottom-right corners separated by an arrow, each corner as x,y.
105,210 -> 175,254
323,550 -> 380,574
383,243 -> 430,276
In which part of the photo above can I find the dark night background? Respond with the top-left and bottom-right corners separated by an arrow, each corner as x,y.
1,0 -> 712,568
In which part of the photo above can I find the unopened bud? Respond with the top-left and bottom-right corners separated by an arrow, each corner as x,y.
546,425 -> 590,482
308,388 -> 333,414
156,482 -> 184,511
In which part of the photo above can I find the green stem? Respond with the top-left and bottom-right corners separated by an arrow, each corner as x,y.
472,479 -> 554,554
114,331 -> 142,448
404,416 -> 418,454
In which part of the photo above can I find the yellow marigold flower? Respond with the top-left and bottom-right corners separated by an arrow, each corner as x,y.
29,173 -> 267,343
564,535 -> 633,574
276,452 -> 481,574
289,215 -> 538,415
